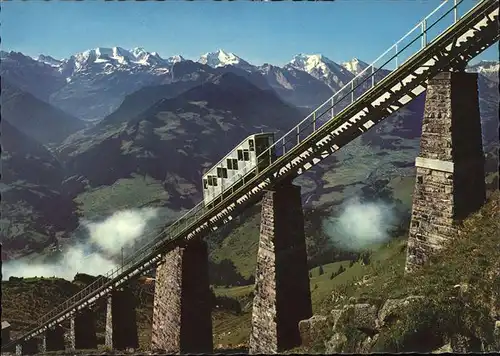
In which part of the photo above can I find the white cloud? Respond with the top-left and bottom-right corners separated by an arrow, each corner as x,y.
85,208 -> 158,255
322,197 -> 397,251
2,208 -> 159,280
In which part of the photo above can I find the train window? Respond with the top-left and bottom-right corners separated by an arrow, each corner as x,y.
207,176 -> 218,186
237,150 -> 243,161
217,167 -> 223,178
249,140 -> 255,151
203,179 -> 208,189
227,158 -> 238,170
222,168 -> 228,178
243,150 -> 250,161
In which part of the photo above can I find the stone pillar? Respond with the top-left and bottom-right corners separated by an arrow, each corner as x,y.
151,238 -> 213,353
40,337 -> 46,354
249,180 -> 313,354
68,308 -> 98,350
44,325 -> 66,351
105,289 -> 139,350
405,72 -> 486,273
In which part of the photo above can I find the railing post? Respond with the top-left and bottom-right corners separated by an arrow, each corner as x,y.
282,137 -> 286,155
421,20 -> 427,48
313,112 -> 316,132
395,44 -> 398,68
351,81 -> 354,103
371,65 -> 375,87
454,0 -> 457,23
297,126 -> 300,145
330,98 -> 334,119
424,19 -> 427,46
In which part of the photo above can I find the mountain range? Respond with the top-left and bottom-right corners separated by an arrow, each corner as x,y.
0,47 -> 382,121
0,46 -> 498,261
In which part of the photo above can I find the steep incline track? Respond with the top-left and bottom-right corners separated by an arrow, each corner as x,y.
4,0 -> 499,349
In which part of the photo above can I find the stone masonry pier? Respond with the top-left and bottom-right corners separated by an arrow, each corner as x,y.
151,238 -> 213,353
105,289 -> 139,350
406,71 -> 486,273
249,180 -> 313,354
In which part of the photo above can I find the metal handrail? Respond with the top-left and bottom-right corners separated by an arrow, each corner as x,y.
6,0 -> 495,348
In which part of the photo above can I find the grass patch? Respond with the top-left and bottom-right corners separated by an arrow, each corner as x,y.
74,174 -> 169,219
213,311 -> 252,348
387,175 -> 415,208
209,211 -> 261,279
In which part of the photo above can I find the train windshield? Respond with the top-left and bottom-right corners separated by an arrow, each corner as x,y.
255,136 -> 271,156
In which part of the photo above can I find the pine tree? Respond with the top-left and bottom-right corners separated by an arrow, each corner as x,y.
338,265 -> 345,275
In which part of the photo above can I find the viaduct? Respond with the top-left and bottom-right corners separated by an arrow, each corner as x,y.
3,0 -> 498,354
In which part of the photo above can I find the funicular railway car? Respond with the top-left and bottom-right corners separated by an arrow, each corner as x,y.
202,133 -> 277,208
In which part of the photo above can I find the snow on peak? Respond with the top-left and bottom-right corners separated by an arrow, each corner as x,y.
37,54 -> 63,67
341,58 -> 370,75
468,60 -> 499,73
68,46 -> 175,70
166,55 -> 185,65
289,53 -> 336,72
288,53 -> 353,90
467,60 -> 499,83
288,53 -> 351,77
198,49 -> 253,70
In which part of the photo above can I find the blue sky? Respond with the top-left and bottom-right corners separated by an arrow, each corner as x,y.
1,0 -> 496,66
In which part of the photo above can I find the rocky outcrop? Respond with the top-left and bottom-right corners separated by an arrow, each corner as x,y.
325,332 -> 348,353
298,298 -> 388,353
298,315 -> 328,347
301,294 -> 499,353
450,333 -> 482,353
494,321 -> 500,350
378,296 -> 424,327
488,262 -> 500,321
322,300 -> 386,353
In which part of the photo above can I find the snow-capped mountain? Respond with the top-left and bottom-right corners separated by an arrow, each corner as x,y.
257,63 -> 333,109
37,54 -> 63,67
198,49 -> 255,72
288,54 -> 354,91
62,46 -> 185,75
467,60 -> 499,83
1,46 -> 498,123
0,47 -> 192,120
341,58 -> 370,76
166,55 -> 186,66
